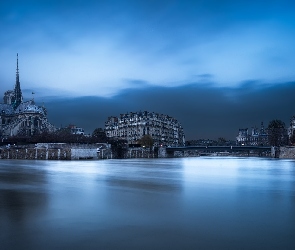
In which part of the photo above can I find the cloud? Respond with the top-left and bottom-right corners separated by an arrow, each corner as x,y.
41,81 -> 295,140
1,0 -> 295,97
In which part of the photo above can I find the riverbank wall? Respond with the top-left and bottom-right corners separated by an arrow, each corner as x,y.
278,146 -> 295,159
270,146 -> 295,159
0,144 -> 156,160
158,147 -> 200,158
124,147 -> 156,158
1,144 -> 295,160
0,143 -> 105,160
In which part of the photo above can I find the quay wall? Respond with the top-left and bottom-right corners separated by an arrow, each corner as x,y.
71,148 -> 97,160
279,146 -> 295,159
0,144 -> 159,160
3,144 -> 293,160
0,143 -> 99,160
158,148 -> 199,158
0,147 -> 71,160
124,148 -> 156,159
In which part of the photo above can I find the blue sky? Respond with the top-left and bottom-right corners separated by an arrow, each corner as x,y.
1,0 -> 295,139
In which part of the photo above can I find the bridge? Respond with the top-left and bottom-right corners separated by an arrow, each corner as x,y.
165,145 -> 271,157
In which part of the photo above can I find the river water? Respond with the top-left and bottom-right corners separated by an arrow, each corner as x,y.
0,157 -> 295,249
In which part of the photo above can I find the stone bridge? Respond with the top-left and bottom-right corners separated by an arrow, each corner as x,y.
165,145 -> 271,157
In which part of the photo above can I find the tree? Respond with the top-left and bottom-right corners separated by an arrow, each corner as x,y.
108,139 -> 128,158
290,133 -> 295,145
267,119 -> 288,146
92,128 -> 107,142
138,135 -> 154,148
30,128 -> 89,143
217,137 -> 226,146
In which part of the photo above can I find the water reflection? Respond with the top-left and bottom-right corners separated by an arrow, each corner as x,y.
105,159 -> 182,192
0,189 -> 47,223
0,158 -> 294,250
0,160 -> 48,224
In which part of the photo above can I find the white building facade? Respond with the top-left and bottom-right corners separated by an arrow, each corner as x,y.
105,111 -> 185,147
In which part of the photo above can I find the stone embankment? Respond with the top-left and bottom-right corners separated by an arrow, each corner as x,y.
124,147 -> 157,158
1,144 -> 295,160
0,143 -> 158,160
277,146 -> 295,159
0,143 -> 110,160
158,147 -> 199,158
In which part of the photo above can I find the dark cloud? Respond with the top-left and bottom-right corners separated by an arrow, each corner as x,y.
42,81 -> 295,140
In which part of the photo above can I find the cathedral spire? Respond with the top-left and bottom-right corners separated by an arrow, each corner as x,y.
16,53 -> 19,85
13,53 -> 23,109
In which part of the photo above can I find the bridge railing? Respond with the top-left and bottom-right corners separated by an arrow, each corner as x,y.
166,145 -> 271,152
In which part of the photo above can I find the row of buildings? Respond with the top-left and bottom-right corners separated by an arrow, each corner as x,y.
236,122 -> 268,146
236,118 -> 295,146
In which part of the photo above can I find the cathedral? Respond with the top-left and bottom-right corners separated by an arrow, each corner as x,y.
0,54 -> 55,137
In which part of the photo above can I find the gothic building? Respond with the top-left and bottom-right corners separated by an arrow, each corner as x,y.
105,111 -> 185,147
236,122 -> 268,146
0,54 -> 55,137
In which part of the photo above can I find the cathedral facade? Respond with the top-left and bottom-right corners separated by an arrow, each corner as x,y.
0,54 -> 55,137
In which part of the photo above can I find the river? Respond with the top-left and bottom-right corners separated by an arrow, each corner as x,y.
0,157 -> 295,249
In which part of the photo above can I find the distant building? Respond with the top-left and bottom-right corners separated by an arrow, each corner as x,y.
68,124 -> 85,135
236,122 -> 268,146
0,54 -> 55,137
289,115 -> 295,138
105,111 -> 185,147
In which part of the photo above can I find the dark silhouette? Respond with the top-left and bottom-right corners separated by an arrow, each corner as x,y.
92,128 -> 107,142
3,127 -> 107,144
108,139 -> 128,159
290,133 -> 295,145
267,119 -> 288,146
138,135 -> 154,148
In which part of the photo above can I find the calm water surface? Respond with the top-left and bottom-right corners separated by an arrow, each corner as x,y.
0,157 -> 295,249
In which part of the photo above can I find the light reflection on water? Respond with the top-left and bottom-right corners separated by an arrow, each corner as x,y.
0,157 -> 295,249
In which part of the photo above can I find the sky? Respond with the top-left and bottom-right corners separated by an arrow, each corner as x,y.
0,0 -> 295,140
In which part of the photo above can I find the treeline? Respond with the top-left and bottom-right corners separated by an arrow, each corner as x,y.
3,127 -> 107,144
